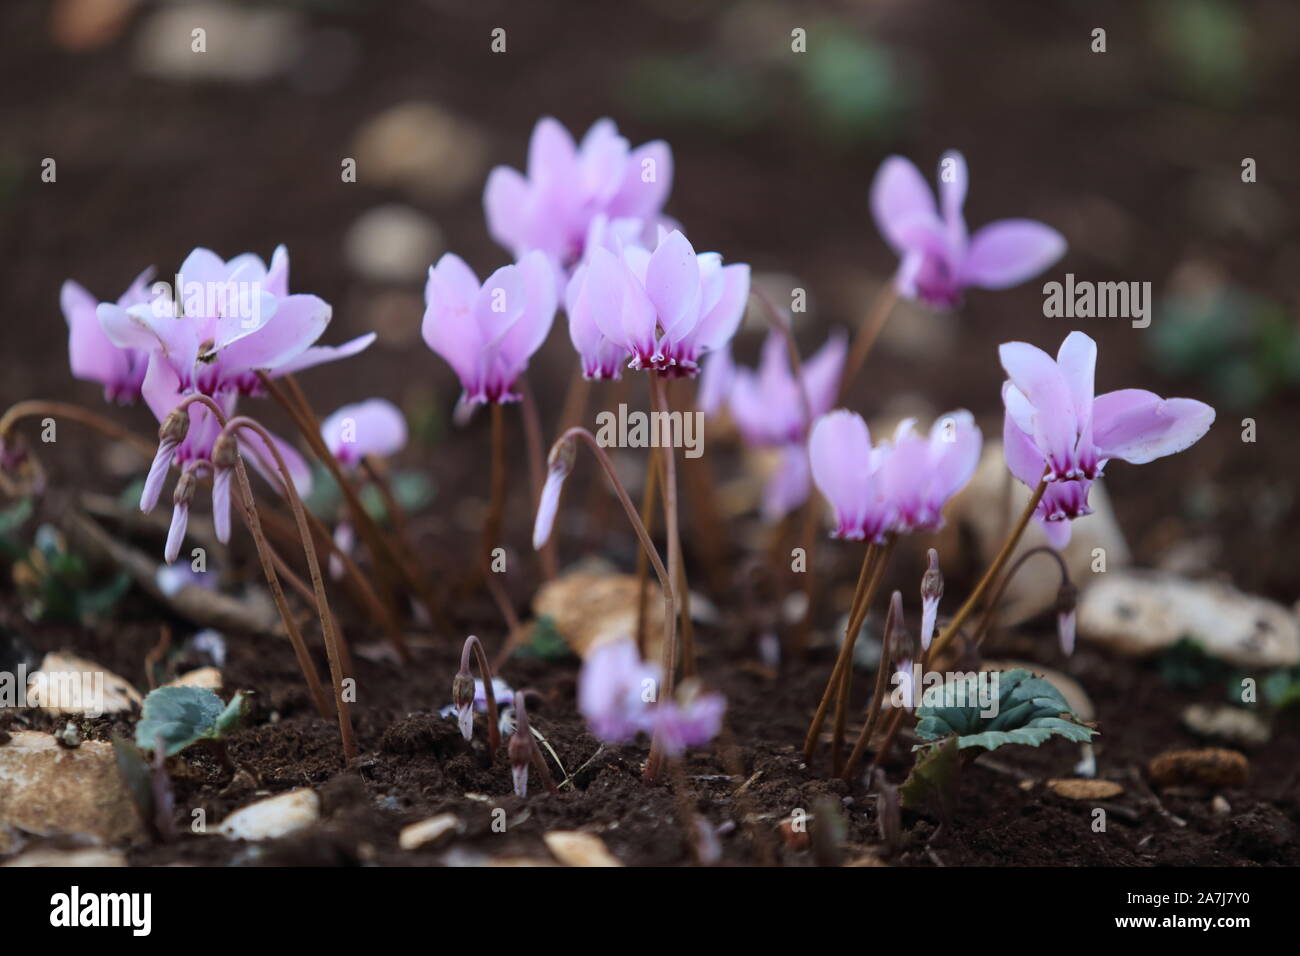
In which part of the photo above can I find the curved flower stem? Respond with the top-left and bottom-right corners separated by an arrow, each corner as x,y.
841,594 -> 900,782
831,536 -> 896,772
0,400 -> 156,458
258,373 -> 420,620
255,499 -> 404,664
552,427 -> 674,618
167,396 -> 331,721
228,465 -> 332,719
837,283 -> 899,403
520,377 -> 558,581
972,545 -> 1071,650
928,473 -> 1050,661
223,415 -> 356,762
460,635 -> 500,755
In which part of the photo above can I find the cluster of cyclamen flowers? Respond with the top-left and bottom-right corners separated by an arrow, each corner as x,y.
62,246 -> 375,561
53,114 -> 1219,777
422,116 -> 751,409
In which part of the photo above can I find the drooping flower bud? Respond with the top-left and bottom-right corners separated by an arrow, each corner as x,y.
508,691 -> 532,798
919,548 -> 943,651
1055,580 -> 1078,656
533,435 -> 575,550
451,671 -> 477,742
142,408 -> 191,513
165,468 -> 197,565
211,432 -> 239,544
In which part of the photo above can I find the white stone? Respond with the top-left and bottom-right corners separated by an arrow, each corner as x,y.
1078,570 -> 1300,668
543,830 -> 623,867
216,788 -> 319,841
398,813 -> 461,850
25,652 -> 141,716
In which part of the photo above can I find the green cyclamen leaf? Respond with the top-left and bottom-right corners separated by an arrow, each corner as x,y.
913,669 -> 1097,755
135,685 -> 228,757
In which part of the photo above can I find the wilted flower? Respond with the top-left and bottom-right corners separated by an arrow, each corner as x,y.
870,151 -> 1065,308
1000,331 -> 1216,545
61,269 -> 153,403
421,250 -> 557,406
484,117 -> 673,274
321,399 -> 408,468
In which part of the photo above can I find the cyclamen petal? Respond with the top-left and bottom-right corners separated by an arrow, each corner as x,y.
870,151 -> 1065,307
1091,389 -> 1216,467
165,501 -> 189,565
484,117 -> 674,271
578,638 -> 660,745
321,399 -> 408,467
809,410 -> 890,541
422,251 -> 558,405
211,467 -> 233,544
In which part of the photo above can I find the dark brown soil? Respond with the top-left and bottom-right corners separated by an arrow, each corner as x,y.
3,603 -> 1297,867
1,0 -> 1299,866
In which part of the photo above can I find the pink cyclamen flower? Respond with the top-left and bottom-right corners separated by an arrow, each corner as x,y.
727,330 -> 847,522
566,228 -> 749,378
61,269 -> 154,403
484,117 -> 673,274
653,681 -> 726,758
808,410 -> 894,542
870,150 -> 1066,308
879,411 -> 982,534
578,637 -> 660,744
98,246 -> 371,404
421,250 -> 557,406
1000,330 -> 1216,546
321,399 -> 408,468
103,246 -> 372,556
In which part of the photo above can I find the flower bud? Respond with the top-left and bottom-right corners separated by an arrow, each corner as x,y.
451,671 -> 476,742
1055,581 -> 1078,656
919,548 -> 943,651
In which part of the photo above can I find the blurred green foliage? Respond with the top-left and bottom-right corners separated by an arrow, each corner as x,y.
513,614 -> 573,661
10,523 -> 129,625
621,19 -> 914,143
1151,285 -> 1300,409
1153,0 -> 1253,108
